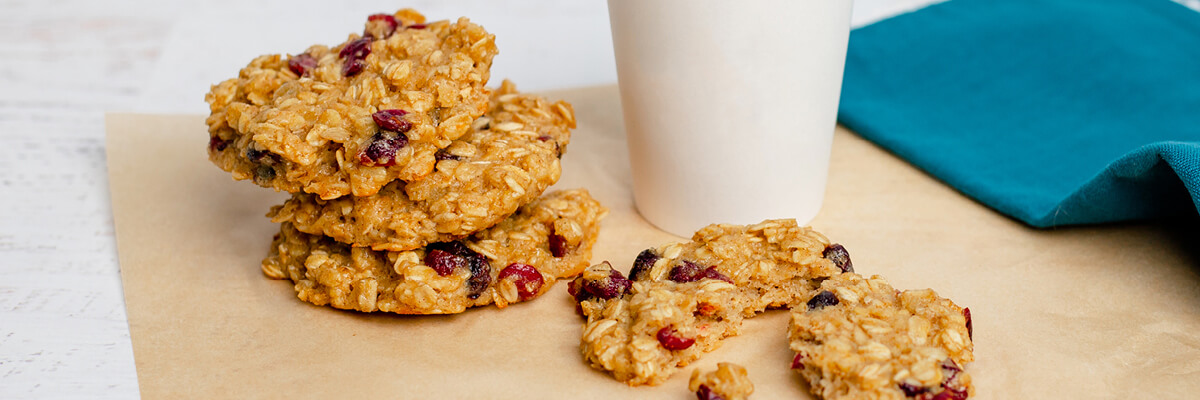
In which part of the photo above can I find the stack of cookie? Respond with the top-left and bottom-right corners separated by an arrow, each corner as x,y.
204,9 -> 606,314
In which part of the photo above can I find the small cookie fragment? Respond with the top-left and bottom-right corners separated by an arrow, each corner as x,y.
689,362 -> 755,400
789,273 -> 975,400
269,81 -> 576,251
262,189 -> 605,314
206,9 -> 499,199
572,219 -> 850,385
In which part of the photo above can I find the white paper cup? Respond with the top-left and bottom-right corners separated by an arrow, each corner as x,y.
608,0 -> 854,236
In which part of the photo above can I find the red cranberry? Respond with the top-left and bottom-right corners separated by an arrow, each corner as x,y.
668,261 -> 704,282
583,269 -> 632,300
537,134 -> 552,142
695,384 -> 725,400
899,382 -> 928,397
823,243 -> 853,273
963,307 -> 973,341
548,231 -> 569,258
629,249 -> 658,280
408,23 -> 427,29
791,353 -> 805,369
367,13 -> 398,37
806,290 -> 839,310
567,277 -> 589,302
498,263 -> 544,301
465,254 -> 491,299
342,58 -> 366,77
669,261 -> 731,283
372,109 -> 412,133
338,37 -> 373,59
656,326 -> 695,350
208,136 -> 230,152
424,249 -> 464,277
358,131 -> 408,166
700,267 -> 732,283
287,53 -> 318,77
428,242 -> 491,298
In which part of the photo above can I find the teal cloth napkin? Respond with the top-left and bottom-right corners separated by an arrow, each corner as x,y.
837,0 -> 1200,227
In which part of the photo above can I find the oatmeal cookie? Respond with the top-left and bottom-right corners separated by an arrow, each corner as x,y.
206,9 -> 498,199
788,273 -> 974,400
569,219 -> 851,385
268,81 -> 575,251
689,362 -> 755,400
262,189 -> 606,314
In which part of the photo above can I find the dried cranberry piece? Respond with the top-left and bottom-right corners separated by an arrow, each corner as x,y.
668,260 -> 705,282
899,382 -> 928,397
806,290 -> 839,310
823,243 -> 853,273
358,131 -> 408,166
669,261 -> 730,283
548,231 -> 570,258
366,13 -> 398,37
790,353 -> 805,369
342,58 -> 366,77
583,269 -> 632,300
700,266 -> 733,283
408,23 -> 427,29
695,384 -> 725,400
498,263 -> 544,301
629,249 -> 659,280
208,136 -> 229,152
338,37 -> 373,59
655,326 -> 695,350
465,254 -> 491,299
424,249 -> 464,277
426,242 -> 492,298
963,307 -> 973,341
287,53 -> 318,77
537,134 -> 552,142
372,109 -> 412,133
567,277 -> 590,302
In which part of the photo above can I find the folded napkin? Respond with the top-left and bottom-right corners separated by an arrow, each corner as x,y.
837,0 -> 1200,227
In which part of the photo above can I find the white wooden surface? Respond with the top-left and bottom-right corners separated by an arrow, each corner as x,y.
18,0 -> 1180,397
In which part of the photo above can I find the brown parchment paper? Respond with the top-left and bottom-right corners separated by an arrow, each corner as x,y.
107,85 -> 1200,399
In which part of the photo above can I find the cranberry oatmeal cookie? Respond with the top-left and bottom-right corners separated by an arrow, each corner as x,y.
268,80 -> 575,251
206,9 -> 498,199
689,362 -> 755,400
789,273 -> 974,400
569,219 -> 852,385
262,189 -> 606,314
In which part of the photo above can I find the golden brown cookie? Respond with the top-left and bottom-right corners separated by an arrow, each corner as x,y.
262,189 -> 606,314
206,9 -> 498,199
789,273 -> 975,400
569,219 -> 851,385
268,81 -> 575,251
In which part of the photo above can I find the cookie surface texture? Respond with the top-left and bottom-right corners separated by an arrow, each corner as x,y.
268,80 -> 575,251
789,273 -> 975,400
206,9 -> 498,199
262,189 -> 605,314
570,219 -> 850,385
